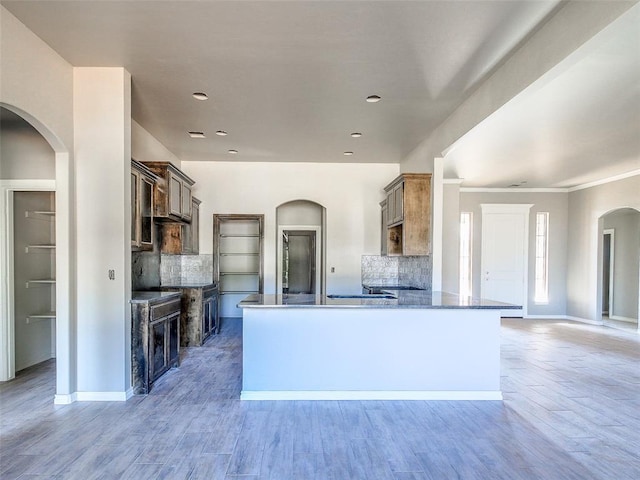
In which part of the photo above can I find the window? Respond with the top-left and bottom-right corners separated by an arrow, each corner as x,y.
534,212 -> 549,303
459,212 -> 473,297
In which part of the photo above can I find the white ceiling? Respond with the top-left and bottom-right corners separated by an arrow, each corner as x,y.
2,1 -> 639,188
443,3 -> 640,188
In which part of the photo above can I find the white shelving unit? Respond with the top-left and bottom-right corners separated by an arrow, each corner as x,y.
214,215 -> 264,318
15,195 -> 56,372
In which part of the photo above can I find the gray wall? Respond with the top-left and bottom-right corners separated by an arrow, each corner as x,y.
0,108 -> 55,179
458,191 -> 569,316
567,175 -> 640,321
603,209 -> 640,321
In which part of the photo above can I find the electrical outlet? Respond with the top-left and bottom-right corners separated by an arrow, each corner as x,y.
331,267 -> 335,273
108,269 -> 115,280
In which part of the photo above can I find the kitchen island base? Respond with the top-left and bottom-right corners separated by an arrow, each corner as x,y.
240,305 -> 502,401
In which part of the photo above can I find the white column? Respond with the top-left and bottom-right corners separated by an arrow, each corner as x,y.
73,67 -> 132,400
432,157 -> 444,291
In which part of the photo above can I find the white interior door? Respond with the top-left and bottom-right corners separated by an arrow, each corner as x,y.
481,204 -> 532,317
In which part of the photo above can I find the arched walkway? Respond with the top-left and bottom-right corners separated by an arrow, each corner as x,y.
0,102 -> 74,403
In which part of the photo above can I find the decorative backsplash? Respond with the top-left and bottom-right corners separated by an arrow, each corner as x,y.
398,255 -> 432,291
160,254 -> 214,285
362,255 -> 432,292
361,255 -> 400,285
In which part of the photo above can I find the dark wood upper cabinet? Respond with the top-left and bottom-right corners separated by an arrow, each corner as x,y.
131,160 -> 159,251
141,161 -> 195,223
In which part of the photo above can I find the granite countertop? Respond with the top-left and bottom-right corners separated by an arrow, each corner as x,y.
159,282 -> 217,289
131,291 -> 182,303
363,284 -> 424,291
238,291 -> 519,309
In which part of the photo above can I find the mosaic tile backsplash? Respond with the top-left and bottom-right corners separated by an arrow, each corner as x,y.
362,255 -> 432,292
160,254 -> 214,285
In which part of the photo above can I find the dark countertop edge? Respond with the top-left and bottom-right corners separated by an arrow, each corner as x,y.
238,292 -> 520,310
158,282 -> 217,289
131,291 -> 182,303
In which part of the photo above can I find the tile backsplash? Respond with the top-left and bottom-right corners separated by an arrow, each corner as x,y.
362,255 -> 432,292
361,255 -> 400,285
160,254 -> 214,285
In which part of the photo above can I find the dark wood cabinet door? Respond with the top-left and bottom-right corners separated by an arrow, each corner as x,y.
168,313 -> 180,366
149,319 -> 168,382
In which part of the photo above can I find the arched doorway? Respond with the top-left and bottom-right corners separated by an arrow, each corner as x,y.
276,200 -> 326,295
0,103 -> 73,403
598,207 -> 640,333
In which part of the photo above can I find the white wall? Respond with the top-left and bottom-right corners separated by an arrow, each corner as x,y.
459,190 -> 569,316
603,210 -> 640,320
441,182 -> 461,293
74,67 -> 132,395
0,6 -> 76,398
182,161 -> 399,294
0,109 -> 56,179
567,175 -> 640,321
131,120 -> 181,167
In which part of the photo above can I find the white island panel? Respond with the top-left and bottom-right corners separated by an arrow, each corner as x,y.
241,307 -> 501,400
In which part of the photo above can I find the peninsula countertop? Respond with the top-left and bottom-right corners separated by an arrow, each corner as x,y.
238,291 -> 519,309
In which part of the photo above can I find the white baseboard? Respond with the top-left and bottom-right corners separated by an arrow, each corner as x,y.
240,390 -> 503,401
75,391 -> 129,402
522,314 -> 606,326
54,392 -> 77,405
54,389 -> 133,404
610,315 -> 638,324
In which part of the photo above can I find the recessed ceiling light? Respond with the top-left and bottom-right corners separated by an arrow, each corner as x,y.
351,132 -> 362,138
366,95 -> 381,103
192,92 -> 208,101
343,151 -> 354,156
188,131 -> 206,138
228,149 -> 238,154
215,130 -> 228,136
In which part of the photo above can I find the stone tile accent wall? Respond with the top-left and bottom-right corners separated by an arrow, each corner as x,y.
399,256 -> 432,292
159,254 -> 182,285
160,254 -> 214,285
361,254 -> 432,292
180,254 -> 214,284
361,255 -> 399,285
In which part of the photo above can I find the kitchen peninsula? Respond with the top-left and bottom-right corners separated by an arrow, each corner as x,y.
239,291 -> 518,401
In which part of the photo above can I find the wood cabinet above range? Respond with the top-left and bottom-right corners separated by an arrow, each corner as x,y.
141,161 -> 196,223
383,173 -> 431,256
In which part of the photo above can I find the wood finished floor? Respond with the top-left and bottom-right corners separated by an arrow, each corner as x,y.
1,318 -> 639,480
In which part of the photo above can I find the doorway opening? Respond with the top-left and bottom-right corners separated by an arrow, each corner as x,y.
1,105 -> 63,395
602,229 -> 614,318
282,230 -> 316,294
599,208 -> 639,332
276,200 -> 326,295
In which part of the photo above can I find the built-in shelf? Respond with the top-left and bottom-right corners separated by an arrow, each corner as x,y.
25,244 -> 56,253
214,214 -> 264,318
26,312 -> 56,323
25,279 -> 56,288
25,210 -> 56,219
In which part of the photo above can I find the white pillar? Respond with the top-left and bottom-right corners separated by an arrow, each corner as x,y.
432,157 -> 444,291
73,67 -> 132,400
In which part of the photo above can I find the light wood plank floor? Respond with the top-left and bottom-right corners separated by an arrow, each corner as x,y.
1,318 -> 639,479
